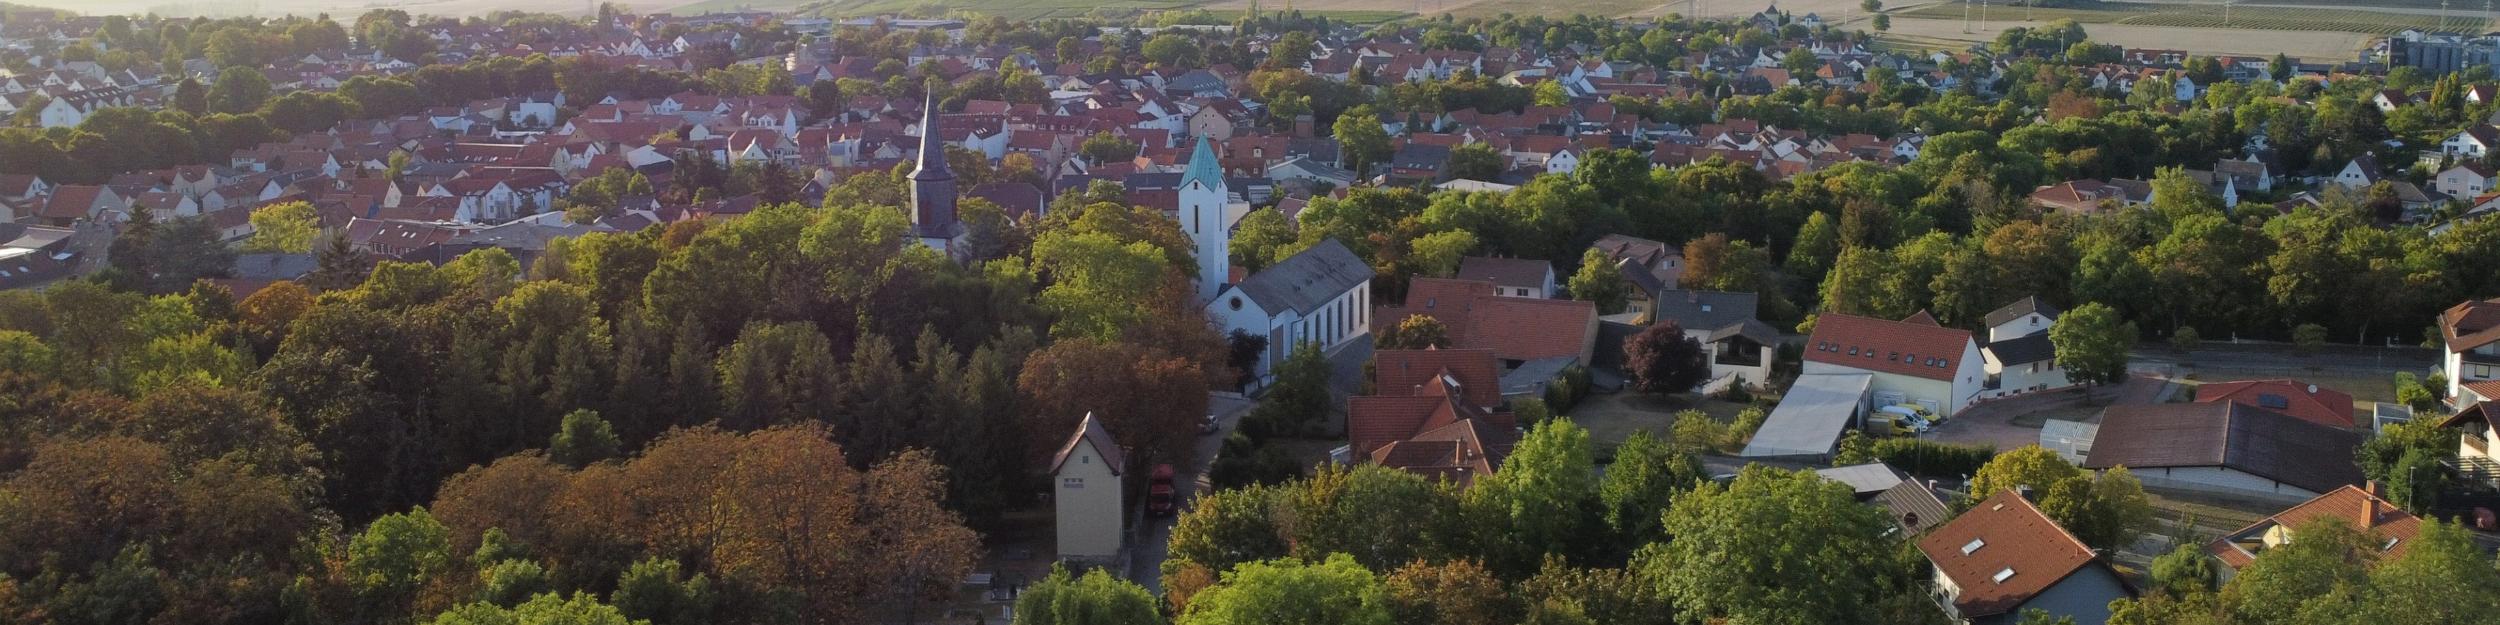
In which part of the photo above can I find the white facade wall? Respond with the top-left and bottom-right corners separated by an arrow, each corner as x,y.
1053,439 -> 1124,560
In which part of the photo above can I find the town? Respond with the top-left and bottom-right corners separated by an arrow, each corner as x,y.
1,1 -> 2499,624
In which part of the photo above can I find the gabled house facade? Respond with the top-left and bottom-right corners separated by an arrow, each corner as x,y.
1804,312 -> 1988,417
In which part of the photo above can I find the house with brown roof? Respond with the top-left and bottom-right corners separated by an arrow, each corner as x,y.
1803,312 -> 1987,418
2193,379 -> 2358,429
1050,412 -> 1123,562
2441,297 -> 2500,405
1589,233 -> 1682,295
1348,348 -> 1519,485
1453,256 -> 1555,299
2438,401 -> 2500,485
1379,276 -> 1601,368
1917,490 -> 2129,625
2204,484 -> 2419,579
2085,402 -> 2365,501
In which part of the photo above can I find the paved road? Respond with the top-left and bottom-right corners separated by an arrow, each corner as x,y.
1129,392 -> 1256,596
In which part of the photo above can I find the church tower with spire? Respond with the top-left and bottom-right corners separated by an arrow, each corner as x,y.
1182,136 -> 1230,302
909,88 -> 962,255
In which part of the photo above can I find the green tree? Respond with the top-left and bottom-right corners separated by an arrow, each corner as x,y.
548,409 -> 620,468
1079,132 -> 1141,164
1179,554 -> 1392,625
207,66 -> 273,114
1406,230 -> 1477,278
1229,208 -> 1294,273
1465,418 -> 1598,574
1647,467 -> 1941,625
1447,142 -> 1505,181
611,558 -> 714,625
1334,105 -> 1391,176
1565,248 -> 1629,314
428,592 -> 639,625
1143,33 -> 1203,68
1245,341 -> 1329,436
243,200 -> 319,253
1383,558 -> 1517,625
2149,543 -> 2217,596
1598,430 -> 1703,549
349,507 -> 454,601
2049,302 -> 2134,386
1017,566 -> 1162,625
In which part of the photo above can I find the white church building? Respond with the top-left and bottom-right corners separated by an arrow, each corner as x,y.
1185,137 -> 1373,384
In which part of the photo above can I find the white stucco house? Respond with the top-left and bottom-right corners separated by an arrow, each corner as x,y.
2442,297 -> 2500,405
1050,413 -> 1125,562
1980,296 -> 2074,398
1803,312 -> 1988,418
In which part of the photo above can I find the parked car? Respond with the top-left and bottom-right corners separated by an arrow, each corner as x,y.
1872,405 -> 1932,435
1147,464 -> 1177,516
1200,413 -> 1218,435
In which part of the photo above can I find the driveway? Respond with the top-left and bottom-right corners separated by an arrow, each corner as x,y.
1925,373 -> 2166,451
1128,392 -> 1257,596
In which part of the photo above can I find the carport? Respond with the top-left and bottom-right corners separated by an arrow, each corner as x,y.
1740,373 -> 1873,459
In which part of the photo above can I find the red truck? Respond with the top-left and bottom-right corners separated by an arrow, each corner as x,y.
1147,464 -> 1177,516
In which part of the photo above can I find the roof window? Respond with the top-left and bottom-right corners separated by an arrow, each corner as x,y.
1992,568 -> 2016,583
1961,538 -> 1985,555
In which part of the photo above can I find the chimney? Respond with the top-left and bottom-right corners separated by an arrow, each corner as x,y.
2366,479 -> 2387,499
1293,114 -> 1314,138
2015,485 -> 2033,501
2361,494 -> 2382,528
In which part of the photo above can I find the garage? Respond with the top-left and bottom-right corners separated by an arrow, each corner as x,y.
1741,373 -> 1873,459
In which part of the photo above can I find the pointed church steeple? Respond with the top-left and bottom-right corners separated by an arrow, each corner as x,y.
909,87 -> 959,247
1183,136 -> 1231,302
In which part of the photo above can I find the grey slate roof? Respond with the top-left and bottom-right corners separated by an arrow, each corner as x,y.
1650,289 -> 1759,331
1454,256 -> 1551,291
1986,333 -> 2057,366
1233,237 -> 1369,316
1983,295 -> 2058,328
232,253 -> 318,281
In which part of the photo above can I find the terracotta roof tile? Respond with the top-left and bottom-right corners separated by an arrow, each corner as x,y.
1803,313 -> 1977,382
2205,484 -> 2419,569
1916,490 -> 2106,618
2194,379 -> 2358,429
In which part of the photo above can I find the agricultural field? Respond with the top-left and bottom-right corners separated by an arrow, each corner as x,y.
1895,0 -> 2492,36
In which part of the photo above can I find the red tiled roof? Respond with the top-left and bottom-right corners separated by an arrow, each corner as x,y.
1916,490 -> 2105,619
2444,298 -> 2500,353
1374,348 -> 1503,407
1348,395 -> 1450,458
1380,277 -> 1594,363
1803,313 -> 1977,382
2194,379 -> 2358,429
2204,484 -> 2419,569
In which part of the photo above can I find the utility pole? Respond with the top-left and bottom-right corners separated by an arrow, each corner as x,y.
1980,0 -> 1989,32
1963,0 -> 1972,33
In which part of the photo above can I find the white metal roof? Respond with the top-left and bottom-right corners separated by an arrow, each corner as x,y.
1740,373 -> 1872,458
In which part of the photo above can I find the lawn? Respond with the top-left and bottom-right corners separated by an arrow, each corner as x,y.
1893,0 -> 2490,35
1569,390 -> 1757,456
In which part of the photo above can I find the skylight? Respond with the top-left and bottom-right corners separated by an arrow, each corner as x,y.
1992,568 -> 2016,583
1961,538 -> 1985,555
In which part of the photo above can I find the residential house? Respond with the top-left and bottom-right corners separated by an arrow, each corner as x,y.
2442,125 -> 2500,160
1803,312 -> 1988,418
1049,413 -> 1124,562
1646,289 -> 1775,389
2434,162 -> 2498,198
1590,233 -> 1683,295
2440,297 -> 2500,404
1348,347 -> 1520,485
1917,490 -> 2130,625
2194,379 -> 2358,429
1453,256 -> 1555,298
2333,153 -> 2384,189
1382,276 -> 1602,370
1980,296 -> 2071,397
2085,402 -> 2366,501
2204,484 -> 2419,580
2439,401 -> 2500,483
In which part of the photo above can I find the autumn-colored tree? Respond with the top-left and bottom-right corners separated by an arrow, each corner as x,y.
1375,314 -> 1453,350
1017,337 -> 1210,468
1384,558 -> 1518,625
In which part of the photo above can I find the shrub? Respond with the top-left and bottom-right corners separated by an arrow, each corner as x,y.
2169,326 -> 2200,351
2292,323 -> 2327,353
1869,438 -> 1996,478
